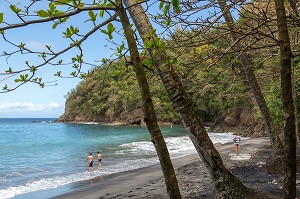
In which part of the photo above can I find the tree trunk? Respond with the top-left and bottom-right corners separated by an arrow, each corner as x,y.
218,0 -> 283,154
116,1 -> 182,198
123,0 -> 277,198
274,0 -> 297,198
293,66 -> 300,146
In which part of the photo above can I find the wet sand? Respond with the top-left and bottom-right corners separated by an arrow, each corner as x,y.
52,137 -> 299,199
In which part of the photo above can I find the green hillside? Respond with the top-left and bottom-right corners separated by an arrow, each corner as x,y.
56,27 -> 300,136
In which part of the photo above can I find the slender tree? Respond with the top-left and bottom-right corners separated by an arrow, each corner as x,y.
116,0 -> 182,198
217,0 -> 283,153
274,0 -> 297,197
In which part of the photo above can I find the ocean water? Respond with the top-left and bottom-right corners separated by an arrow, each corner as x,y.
0,118 -> 236,199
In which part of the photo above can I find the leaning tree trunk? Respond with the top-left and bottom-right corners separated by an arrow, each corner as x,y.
116,1 -> 182,198
124,0 -> 277,198
218,0 -> 283,154
274,0 -> 297,198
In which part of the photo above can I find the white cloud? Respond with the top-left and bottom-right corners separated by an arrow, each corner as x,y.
0,102 -> 61,112
26,41 -> 54,51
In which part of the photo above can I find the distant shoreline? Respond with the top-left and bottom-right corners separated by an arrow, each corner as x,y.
54,119 -> 175,127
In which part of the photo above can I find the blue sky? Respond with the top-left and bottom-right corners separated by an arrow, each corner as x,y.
0,1 -> 213,118
0,1 -> 121,118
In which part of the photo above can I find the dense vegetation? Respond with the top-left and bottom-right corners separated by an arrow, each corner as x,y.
58,28 -> 264,132
58,23 -> 300,136
59,60 -> 178,124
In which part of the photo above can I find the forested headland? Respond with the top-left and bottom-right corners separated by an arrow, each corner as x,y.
56,24 -> 299,138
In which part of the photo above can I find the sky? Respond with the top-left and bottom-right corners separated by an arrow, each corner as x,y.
0,1 -> 214,118
0,1 -> 121,118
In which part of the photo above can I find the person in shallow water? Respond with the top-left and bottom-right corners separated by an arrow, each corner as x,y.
97,151 -> 102,168
86,153 -> 94,171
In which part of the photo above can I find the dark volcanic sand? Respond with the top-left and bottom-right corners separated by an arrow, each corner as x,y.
52,137 -> 299,199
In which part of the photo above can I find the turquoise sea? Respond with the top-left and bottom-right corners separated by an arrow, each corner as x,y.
0,118 -> 236,199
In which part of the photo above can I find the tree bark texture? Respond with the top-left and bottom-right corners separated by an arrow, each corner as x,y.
116,1 -> 182,198
218,0 -> 283,153
123,0 -> 277,198
274,0 -> 297,198
293,71 -> 300,146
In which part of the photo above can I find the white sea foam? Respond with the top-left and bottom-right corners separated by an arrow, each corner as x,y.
118,133 -> 236,158
81,122 -> 99,125
0,157 -> 160,199
0,170 -> 103,199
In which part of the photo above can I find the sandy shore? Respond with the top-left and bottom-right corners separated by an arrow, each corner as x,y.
52,137 -> 299,199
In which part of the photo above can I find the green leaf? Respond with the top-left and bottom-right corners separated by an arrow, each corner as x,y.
5,67 -> 12,73
52,22 -> 58,29
71,57 -> 77,62
0,13 -> 3,24
159,1 -> 164,10
88,10 -> 96,21
37,10 -> 49,18
70,25 -> 75,33
10,5 -> 21,13
150,29 -> 156,36
154,37 -> 160,45
59,17 -> 69,23
18,42 -> 25,49
72,64 -> 79,69
143,59 -> 153,67
144,39 -> 153,48
99,10 -> 104,18
80,73 -> 87,79
158,41 -> 166,51
76,55 -> 82,63
171,0 -> 180,12
163,5 -> 169,15
54,0 -> 73,5
77,3 -> 84,7
14,79 -> 21,82
107,23 -> 115,34
166,17 -> 171,26
119,43 -> 125,53
53,11 -> 65,16
49,3 -> 56,15
54,71 -> 61,77
63,27 -> 72,38
2,84 -> 8,91
45,45 -> 51,51
101,29 -> 109,35
30,66 -> 37,72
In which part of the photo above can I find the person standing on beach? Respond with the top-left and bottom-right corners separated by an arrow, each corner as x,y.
97,151 -> 102,168
233,135 -> 241,156
86,153 -> 94,171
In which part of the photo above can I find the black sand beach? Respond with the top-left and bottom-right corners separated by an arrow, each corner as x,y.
52,137 -> 299,199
